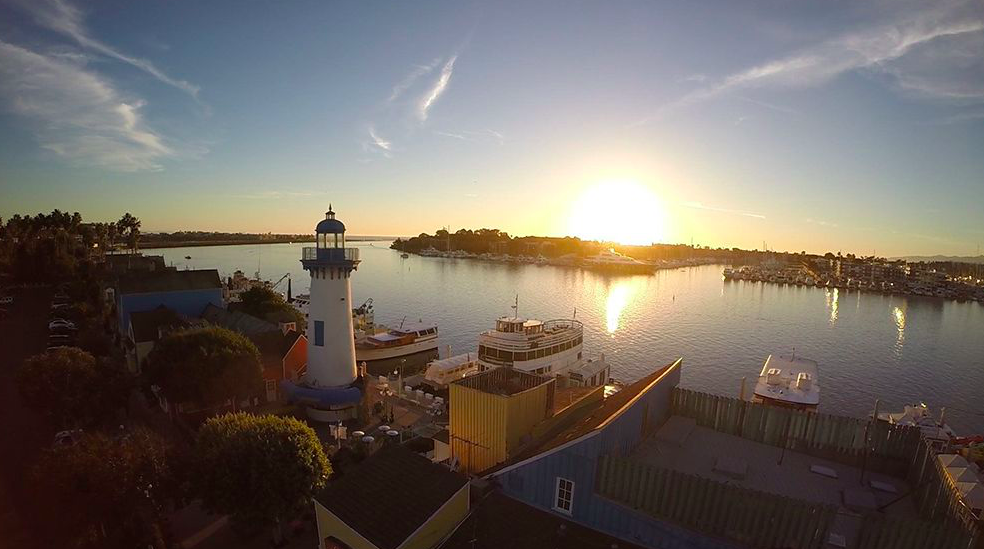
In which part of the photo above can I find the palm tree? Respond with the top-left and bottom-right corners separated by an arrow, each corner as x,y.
117,213 -> 141,254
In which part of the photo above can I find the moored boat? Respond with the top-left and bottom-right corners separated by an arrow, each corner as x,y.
751,353 -> 820,411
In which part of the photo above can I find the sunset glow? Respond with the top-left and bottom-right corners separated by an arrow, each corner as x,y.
568,181 -> 668,246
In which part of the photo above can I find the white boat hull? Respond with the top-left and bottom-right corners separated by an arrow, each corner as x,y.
356,337 -> 439,362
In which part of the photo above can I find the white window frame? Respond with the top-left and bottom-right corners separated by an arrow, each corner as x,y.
554,477 -> 574,515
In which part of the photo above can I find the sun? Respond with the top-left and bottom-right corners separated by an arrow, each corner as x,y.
567,180 -> 667,245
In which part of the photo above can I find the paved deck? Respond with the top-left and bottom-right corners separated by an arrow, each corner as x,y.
633,416 -> 919,547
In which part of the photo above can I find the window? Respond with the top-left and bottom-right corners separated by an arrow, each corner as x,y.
555,477 -> 574,514
314,320 -> 324,346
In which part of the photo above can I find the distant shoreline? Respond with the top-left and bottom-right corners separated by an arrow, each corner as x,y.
140,236 -> 395,250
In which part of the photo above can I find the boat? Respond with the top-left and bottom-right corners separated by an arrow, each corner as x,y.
184,255 -> 191,259
476,315 -> 610,387
401,252 -> 410,259
874,403 -> 956,451
751,353 -> 820,411
355,319 -> 440,362
582,249 -> 653,274
424,352 -> 480,388
291,296 -> 439,365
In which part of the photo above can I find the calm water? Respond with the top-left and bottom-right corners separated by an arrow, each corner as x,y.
146,242 -> 984,434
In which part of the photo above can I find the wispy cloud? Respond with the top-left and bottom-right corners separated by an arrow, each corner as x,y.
419,55 -> 457,121
736,96 -> 798,115
805,218 -> 840,228
638,6 -> 984,125
681,201 -> 766,219
0,39 -> 174,171
368,127 -> 391,151
12,0 -> 200,98
435,130 -> 470,141
388,59 -> 440,103
235,190 -> 322,200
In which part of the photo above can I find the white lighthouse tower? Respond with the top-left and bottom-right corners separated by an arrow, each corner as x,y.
285,205 -> 364,421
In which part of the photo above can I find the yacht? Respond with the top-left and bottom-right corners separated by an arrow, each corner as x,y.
582,249 -> 653,274
291,296 -> 439,363
355,320 -> 440,362
874,403 -> 956,451
477,316 -> 610,387
751,353 -> 820,411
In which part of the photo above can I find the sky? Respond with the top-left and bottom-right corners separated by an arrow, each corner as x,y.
0,0 -> 982,256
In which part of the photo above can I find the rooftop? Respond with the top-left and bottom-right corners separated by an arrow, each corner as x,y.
315,445 -> 467,549
118,269 -> 222,295
129,305 -> 188,342
442,491 -> 646,549
454,367 -> 551,396
201,303 -> 279,336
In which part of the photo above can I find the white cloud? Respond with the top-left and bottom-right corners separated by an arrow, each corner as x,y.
368,127 -> 391,151
388,59 -> 440,103
638,5 -> 984,124
681,201 -> 766,219
419,55 -> 457,121
0,39 -> 174,171
12,0 -> 200,98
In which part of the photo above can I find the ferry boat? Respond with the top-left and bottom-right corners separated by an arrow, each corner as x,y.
582,249 -> 653,274
477,316 -> 610,387
751,353 -> 820,411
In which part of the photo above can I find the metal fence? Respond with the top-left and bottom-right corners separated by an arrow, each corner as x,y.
596,454 -> 836,549
669,388 -> 922,475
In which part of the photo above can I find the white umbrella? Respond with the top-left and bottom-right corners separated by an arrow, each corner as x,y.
955,482 -> 984,510
938,454 -> 969,468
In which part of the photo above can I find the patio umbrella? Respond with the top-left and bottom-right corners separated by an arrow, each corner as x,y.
955,482 -> 984,510
938,454 -> 969,468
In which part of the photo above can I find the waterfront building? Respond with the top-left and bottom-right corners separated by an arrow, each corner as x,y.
314,445 -> 469,549
280,206 -> 363,421
114,269 -> 224,332
125,305 -> 193,373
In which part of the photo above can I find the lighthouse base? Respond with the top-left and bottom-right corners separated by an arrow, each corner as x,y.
306,404 -> 358,423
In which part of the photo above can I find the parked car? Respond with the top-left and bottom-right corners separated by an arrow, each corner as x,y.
0,296 -> 13,305
53,429 -> 84,447
48,334 -> 74,346
52,293 -> 70,301
50,303 -> 69,310
49,319 -> 77,331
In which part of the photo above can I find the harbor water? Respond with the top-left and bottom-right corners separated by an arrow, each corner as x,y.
145,242 -> 984,434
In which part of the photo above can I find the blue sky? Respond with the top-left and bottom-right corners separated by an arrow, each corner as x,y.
0,0 -> 982,256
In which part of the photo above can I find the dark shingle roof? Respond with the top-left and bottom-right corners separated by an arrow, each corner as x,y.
316,445 -> 468,549
118,269 -> 221,295
201,303 -> 279,336
442,491 -> 645,549
129,306 -> 187,343
248,329 -> 302,360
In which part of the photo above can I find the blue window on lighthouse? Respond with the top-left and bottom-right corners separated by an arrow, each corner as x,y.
314,320 -> 325,346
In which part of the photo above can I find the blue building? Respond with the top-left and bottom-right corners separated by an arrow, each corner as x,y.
485,359 -> 737,549
115,269 -> 224,333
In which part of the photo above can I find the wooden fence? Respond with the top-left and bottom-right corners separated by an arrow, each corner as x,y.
596,454 -> 836,549
670,388 -> 922,475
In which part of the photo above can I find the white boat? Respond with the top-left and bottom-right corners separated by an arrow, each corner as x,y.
424,352 -> 480,387
291,296 -> 438,363
477,316 -> 609,387
751,354 -> 820,411
355,320 -> 440,362
875,403 -> 956,451
582,249 -> 653,273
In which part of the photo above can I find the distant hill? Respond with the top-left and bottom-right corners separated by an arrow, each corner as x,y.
895,255 -> 984,264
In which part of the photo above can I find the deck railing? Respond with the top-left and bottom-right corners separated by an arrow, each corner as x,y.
301,247 -> 360,262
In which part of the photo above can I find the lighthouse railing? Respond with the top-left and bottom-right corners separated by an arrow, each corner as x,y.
302,247 -> 360,262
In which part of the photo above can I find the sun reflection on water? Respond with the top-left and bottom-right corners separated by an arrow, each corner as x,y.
826,288 -> 839,324
605,279 -> 640,334
893,304 -> 906,348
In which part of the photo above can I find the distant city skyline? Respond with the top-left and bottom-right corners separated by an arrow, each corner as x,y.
1,0 -> 982,256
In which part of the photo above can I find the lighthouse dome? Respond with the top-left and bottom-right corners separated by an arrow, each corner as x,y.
316,206 -> 345,234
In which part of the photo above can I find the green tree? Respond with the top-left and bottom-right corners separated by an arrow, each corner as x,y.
238,285 -> 304,326
16,347 -> 130,428
195,412 -> 330,544
145,327 -> 263,410
33,428 -> 177,549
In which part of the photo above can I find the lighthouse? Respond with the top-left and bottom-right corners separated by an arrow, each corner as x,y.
282,205 -> 363,422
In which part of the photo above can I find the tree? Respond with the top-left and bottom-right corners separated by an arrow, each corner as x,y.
194,412 -> 330,544
17,347 -> 130,428
145,327 -> 263,410
33,428 -> 177,549
117,212 -> 141,254
238,286 -> 304,326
